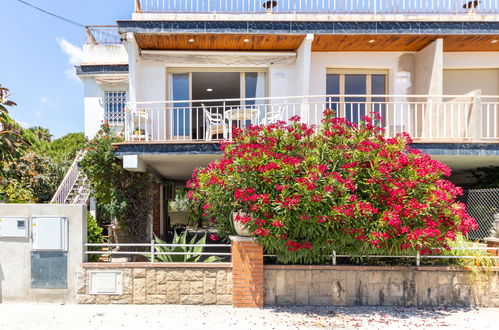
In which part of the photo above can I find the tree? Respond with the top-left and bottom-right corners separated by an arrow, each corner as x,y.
79,124 -> 156,243
28,126 -> 53,142
0,85 -> 29,162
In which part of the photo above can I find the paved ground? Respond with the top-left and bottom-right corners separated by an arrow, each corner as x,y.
0,303 -> 497,329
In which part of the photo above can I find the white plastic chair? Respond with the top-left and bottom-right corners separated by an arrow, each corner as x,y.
260,102 -> 287,125
202,104 -> 227,141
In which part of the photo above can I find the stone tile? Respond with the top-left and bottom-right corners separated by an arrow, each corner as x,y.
204,278 -> 216,295
122,272 -> 133,295
147,295 -> 167,304
110,295 -> 133,304
203,293 -> 217,305
217,295 -> 232,305
133,278 -> 146,304
180,295 -> 203,305
133,268 -> 146,278
190,281 -> 204,295
95,295 -> 111,304
156,270 -> 168,284
204,270 -> 217,278
185,270 -> 204,281
180,281 -> 190,295
166,270 -> 184,281
77,294 -> 95,304
146,269 -> 157,295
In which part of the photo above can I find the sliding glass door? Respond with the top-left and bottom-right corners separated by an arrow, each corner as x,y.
168,69 -> 267,140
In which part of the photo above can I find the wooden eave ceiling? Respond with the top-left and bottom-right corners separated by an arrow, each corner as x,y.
135,34 -> 306,51
135,33 -> 499,52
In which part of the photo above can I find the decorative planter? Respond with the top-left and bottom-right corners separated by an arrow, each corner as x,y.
233,211 -> 252,237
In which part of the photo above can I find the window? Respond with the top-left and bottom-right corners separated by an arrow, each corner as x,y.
326,70 -> 387,124
104,91 -> 127,126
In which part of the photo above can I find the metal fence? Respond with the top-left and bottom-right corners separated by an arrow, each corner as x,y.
85,241 -> 232,262
85,26 -> 121,45
85,242 -> 499,266
136,0 -> 499,14
459,188 -> 499,240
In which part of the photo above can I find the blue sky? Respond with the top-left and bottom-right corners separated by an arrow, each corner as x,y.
0,0 -> 133,138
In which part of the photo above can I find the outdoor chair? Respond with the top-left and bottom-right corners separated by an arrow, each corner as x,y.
202,104 -> 227,141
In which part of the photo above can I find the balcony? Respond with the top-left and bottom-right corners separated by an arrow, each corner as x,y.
134,0 -> 498,15
122,93 -> 499,144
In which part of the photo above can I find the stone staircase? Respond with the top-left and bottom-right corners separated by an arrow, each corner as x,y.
50,151 -> 91,205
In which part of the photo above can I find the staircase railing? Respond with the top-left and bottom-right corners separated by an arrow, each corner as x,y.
50,151 -> 86,204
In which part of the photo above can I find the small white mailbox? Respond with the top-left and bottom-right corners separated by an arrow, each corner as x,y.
0,217 -> 29,238
31,217 -> 68,251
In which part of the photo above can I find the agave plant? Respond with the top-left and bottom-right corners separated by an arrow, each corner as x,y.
149,231 -> 222,263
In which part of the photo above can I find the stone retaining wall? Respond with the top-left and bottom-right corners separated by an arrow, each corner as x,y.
265,265 -> 499,307
77,263 -> 232,305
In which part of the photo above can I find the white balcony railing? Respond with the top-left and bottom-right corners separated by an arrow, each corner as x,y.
123,94 -> 499,143
135,0 -> 498,14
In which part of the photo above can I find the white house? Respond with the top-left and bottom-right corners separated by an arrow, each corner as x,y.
75,0 -> 499,237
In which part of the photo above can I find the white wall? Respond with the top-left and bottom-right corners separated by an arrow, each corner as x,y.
414,39 -> 443,96
0,204 -> 86,303
82,44 -> 128,65
82,77 -> 128,139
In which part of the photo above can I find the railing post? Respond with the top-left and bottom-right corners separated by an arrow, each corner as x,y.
332,250 -> 337,265
134,0 -> 142,13
150,239 -> 155,263
416,251 -> 421,267
472,89 -> 483,142
85,27 -> 97,45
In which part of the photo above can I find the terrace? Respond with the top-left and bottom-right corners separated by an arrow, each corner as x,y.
133,0 -> 499,18
123,94 -> 499,144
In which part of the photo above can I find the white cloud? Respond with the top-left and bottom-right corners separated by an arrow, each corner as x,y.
56,37 -> 83,82
35,111 -> 42,118
57,37 -> 83,65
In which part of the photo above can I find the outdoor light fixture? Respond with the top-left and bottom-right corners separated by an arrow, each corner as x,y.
492,40 -> 498,44
263,1 -> 278,13
206,88 -> 213,92
463,0 -> 480,12
243,38 -> 250,43
368,39 -> 376,43
188,38 -> 195,43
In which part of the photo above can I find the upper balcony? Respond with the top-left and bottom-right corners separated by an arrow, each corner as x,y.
132,0 -> 499,21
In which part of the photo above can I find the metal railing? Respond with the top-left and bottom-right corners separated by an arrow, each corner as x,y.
135,0 -> 499,14
85,26 -> 121,45
85,242 -> 498,266
124,93 -> 499,143
50,151 -> 86,204
85,241 -> 232,263
265,247 -> 499,266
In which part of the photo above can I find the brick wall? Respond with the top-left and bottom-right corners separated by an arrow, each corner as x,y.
231,237 -> 264,308
77,263 -> 232,305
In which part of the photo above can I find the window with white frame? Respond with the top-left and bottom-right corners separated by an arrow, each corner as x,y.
104,91 -> 127,126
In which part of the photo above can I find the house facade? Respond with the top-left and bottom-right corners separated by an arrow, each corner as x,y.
76,0 -> 499,237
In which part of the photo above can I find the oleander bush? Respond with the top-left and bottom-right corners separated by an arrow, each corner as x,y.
188,110 -> 478,264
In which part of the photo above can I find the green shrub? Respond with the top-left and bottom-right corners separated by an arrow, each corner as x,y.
189,111 -> 477,264
86,213 -> 107,262
148,231 -> 221,263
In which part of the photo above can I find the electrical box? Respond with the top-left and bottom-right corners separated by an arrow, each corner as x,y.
32,217 -> 68,251
0,217 -> 29,238
90,272 -> 123,295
